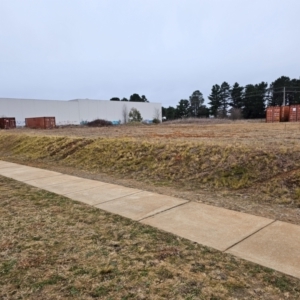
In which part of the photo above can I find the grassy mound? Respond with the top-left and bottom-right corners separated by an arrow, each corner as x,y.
0,133 -> 300,206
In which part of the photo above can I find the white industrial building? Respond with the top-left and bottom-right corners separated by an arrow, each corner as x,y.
0,98 -> 162,126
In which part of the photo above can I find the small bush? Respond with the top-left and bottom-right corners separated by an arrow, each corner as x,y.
87,119 -> 113,127
153,118 -> 160,124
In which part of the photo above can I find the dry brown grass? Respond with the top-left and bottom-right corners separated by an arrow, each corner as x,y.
3,120 -> 297,145
161,117 -> 264,125
1,121 -> 300,230
1,175 -> 300,299
1,122 -> 300,208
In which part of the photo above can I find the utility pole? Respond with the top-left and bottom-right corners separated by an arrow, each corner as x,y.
283,86 -> 286,106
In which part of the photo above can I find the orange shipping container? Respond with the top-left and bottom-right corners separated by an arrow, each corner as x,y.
25,117 -> 56,129
280,106 -> 289,122
289,105 -> 300,122
266,107 -> 273,122
0,117 -> 16,129
266,106 -> 281,122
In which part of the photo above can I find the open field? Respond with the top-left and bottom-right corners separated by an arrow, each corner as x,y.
1,121 -> 300,225
1,175 -> 300,299
4,121 -> 299,146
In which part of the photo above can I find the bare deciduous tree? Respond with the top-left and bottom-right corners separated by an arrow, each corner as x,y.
153,108 -> 161,120
122,104 -> 128,124
229,108 -> 243,120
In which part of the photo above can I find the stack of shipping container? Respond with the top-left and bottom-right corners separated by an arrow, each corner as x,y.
266,105 -> 300,123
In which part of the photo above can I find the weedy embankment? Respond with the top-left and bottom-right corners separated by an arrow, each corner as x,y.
0,133 -> 300,207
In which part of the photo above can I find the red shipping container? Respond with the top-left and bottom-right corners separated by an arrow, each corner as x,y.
289,105 -> 300,122
266,107 -> 273,123
280,106 -> 289,122
0,117 -> 16,129
25,117 -> 56,129
266,106 -> 280,122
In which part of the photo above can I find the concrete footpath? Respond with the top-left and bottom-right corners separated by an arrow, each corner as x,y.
0,160 -> 300,279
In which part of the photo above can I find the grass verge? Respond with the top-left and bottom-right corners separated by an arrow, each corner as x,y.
1,175 -> 300,299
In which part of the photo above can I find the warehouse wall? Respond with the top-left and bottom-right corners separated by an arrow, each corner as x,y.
0,98 -> 162,126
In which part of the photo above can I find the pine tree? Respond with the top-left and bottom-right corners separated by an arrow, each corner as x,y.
229,83 -> 244,109
176,99 -> 190,118
243,82 -> 267,118
189,90 -> 204,117
208,84 -> 221,117
219,82 -> 230,117
269,76 -> 300,106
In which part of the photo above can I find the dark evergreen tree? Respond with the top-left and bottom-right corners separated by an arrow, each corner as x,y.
162,106 -> 177,120
189,90 -> 204,117
288,79 -> 300,104
121,97 -> 128,101
141,95 -> 149,102
165,106 -> 177,120
243,82 -> 267,118
268,76 -> 290,106
197,105 -> 210,118
269,76 -> 300,106
176,99 -> 190,118
110,97 -> 120,101
219,82 -> 230,117
229,83 -> 244,109
129,94 -> 145,102
208,84 -> 221,117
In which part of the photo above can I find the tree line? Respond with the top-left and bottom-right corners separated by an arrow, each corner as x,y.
110,93 -> 148,102
163,76 -> 300,120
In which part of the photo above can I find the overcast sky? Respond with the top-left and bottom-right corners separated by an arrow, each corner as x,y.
0,0 -> 299,106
